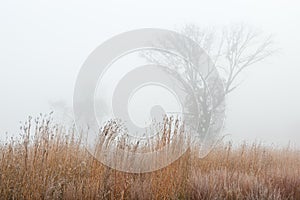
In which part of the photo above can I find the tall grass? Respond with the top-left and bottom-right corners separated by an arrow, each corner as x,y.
0,114 -> 299,199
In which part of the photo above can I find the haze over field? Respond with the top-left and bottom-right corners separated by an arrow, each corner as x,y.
0,0 -> 300,147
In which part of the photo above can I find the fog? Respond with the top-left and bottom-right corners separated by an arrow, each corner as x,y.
0,0 -> 299,147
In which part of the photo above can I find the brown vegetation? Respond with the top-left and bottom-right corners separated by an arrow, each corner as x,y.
0,114 -> 299,199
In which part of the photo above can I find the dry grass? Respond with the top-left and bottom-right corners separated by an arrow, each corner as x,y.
0,114 -> 299,199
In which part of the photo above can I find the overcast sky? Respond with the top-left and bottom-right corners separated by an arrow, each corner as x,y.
0,0 -> 299,147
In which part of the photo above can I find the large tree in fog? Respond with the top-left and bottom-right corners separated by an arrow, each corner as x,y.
142,24 -> 275,145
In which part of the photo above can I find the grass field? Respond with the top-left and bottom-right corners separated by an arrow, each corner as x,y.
0,114 -> 299,199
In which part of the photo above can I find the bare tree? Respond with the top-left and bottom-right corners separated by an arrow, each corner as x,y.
142,24 -> 275,149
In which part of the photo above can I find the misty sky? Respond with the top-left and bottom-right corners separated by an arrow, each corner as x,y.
0,0 -> 299,147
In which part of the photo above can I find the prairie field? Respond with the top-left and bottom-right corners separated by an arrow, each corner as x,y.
0,115 -> 299,200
